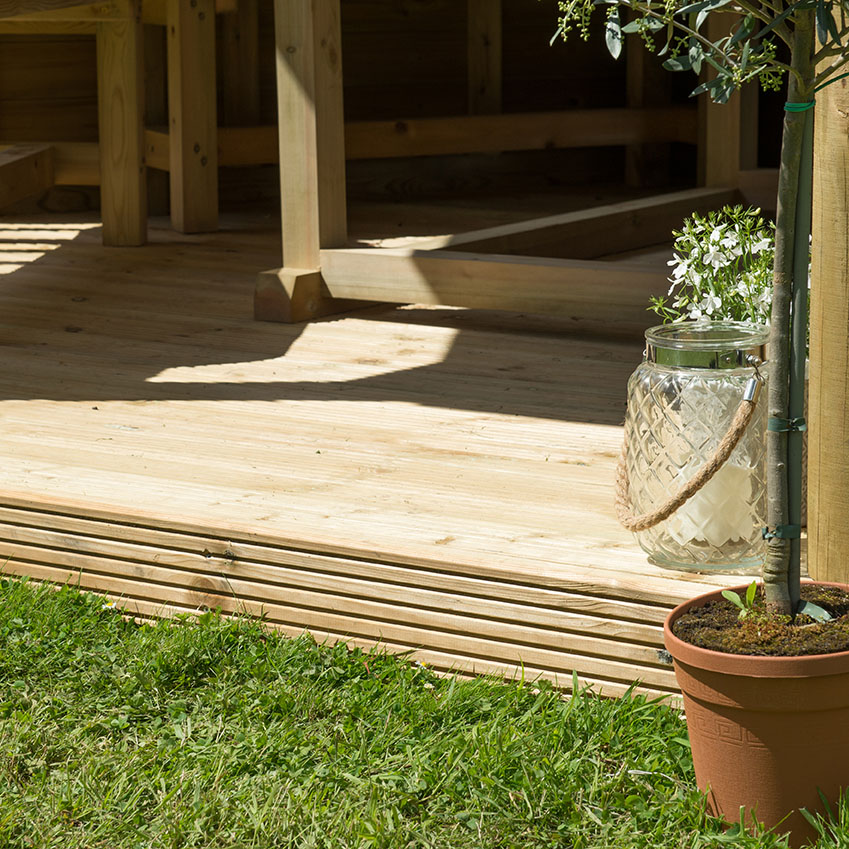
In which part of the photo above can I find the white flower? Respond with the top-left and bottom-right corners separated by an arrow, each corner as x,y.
699,294 -> 723,316
704,246 -> 729,269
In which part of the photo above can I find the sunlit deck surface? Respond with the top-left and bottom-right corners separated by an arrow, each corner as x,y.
0,212 -> 754,698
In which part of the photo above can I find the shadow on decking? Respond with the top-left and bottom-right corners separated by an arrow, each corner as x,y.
0,215 -> 641,426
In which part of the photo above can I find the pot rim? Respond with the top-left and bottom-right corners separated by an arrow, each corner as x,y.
663,581 -> 849,678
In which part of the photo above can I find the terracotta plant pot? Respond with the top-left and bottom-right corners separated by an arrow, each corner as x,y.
664,584 -> 849,846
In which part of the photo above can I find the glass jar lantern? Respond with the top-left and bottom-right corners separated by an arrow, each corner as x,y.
622,321 -> 769,571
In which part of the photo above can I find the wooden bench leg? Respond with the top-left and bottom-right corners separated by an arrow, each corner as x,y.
96,0 -> 147,246
167,0 -> 218,233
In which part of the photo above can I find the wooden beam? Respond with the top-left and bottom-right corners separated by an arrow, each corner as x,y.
467,0 -> 501,115
217,0 -> 260,125
625,34 -> 671,187
0,0 -> 127,20
0,18 -> 95,30
97,0 -> 147,245
144,22 -> 170,215
808,77 -> 849,583
259,0 -> 349,322
0,144 -> 54,209
344,108 -> 697,161
698,16 -> 741,187
410,187 -> 739,259
319,247 -> 667,338
167,0 -> 218,232
144,0 -> 234,26
154,108 -> 697,172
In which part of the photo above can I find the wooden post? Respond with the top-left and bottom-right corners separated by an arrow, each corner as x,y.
697,16 -> 741,187
807,77 -> 849,582
217,0 -> 260,125
256,0 -> 352,322
467,0 -> 501,115
96,0 -> 147,246
167,0 -> 218,232
144,23 -> 170,215
625,36 -> 670,187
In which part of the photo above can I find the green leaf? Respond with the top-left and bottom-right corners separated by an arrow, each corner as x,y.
728,14 -> 755,45
663,55 -> 693,72
722,590 -> 745,611
753,0 -> 808,40
815,0 -> 841,45
605,7 -> 623,59
688,41 -> 704,75
745,580 -> 757,608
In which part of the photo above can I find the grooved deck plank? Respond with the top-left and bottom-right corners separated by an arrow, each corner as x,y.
0,212 -> 754,695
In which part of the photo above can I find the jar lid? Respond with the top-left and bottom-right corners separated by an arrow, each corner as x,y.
645,321 -> 769,369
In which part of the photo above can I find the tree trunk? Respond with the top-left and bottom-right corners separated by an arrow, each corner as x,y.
808,76 -> 849,583
763,13 -> 815,615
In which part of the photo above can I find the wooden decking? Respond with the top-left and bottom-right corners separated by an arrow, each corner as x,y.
0,212 -> 755,698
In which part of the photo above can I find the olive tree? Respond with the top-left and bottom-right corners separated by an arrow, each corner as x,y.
553,0 -> 849,614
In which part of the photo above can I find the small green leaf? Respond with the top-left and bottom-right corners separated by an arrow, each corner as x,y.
722,590 -> 744,611
663,55 -> 693,72
745,580 -> 757,608
605,8 -> 623,59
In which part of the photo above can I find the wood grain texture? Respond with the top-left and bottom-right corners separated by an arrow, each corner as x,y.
808,77 -> 849,582
319,247 -> 668,338
0,211 -> 752,695
166,0 -> 218,232
96,0 -> 146,245
344,108 -> 698,160
0,143 -> 54,207
697,15 -> 740,188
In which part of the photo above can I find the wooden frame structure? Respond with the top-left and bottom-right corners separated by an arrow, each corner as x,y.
0,0 -> 778,316
253,0 -> 776,324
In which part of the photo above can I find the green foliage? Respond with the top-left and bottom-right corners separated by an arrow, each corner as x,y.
722,580 -> 759,620
649,205 -> 775,324
553,0 -> 849,102
0,577 -> 829,848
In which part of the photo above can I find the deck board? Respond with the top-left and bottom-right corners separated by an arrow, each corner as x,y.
0,213 -> 756,697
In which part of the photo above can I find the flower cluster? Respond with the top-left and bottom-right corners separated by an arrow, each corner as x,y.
650,206 -> 775,325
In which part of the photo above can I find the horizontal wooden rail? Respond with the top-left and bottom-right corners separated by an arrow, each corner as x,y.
344,107 -> 699,159
0,0 -> 236,25
319,247 -> 668,338
409,187 -> 739,259
145,107 -> 698,174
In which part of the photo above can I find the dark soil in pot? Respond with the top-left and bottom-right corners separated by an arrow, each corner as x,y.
672,584 -> 849,655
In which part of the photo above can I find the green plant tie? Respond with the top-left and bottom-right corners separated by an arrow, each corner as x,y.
762,525 -> 802,540
784,72 -> 849,111
767,416 -> 807,432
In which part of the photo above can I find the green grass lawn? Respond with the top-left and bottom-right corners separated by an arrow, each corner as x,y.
0,576 -> 844,848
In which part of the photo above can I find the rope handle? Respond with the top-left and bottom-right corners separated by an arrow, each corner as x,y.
615,374 -> 764,532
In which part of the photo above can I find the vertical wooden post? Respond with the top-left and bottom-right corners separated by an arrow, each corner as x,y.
96,0 -> 147,246
697,16 -> 741,187
255,0 -> 353,322
807,77 -> 849,582
467,0 -> 501,115
144,24 -> 170,215
625,38 -> 670,187
217,0 -> 261,125
167,0 -> 218,233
